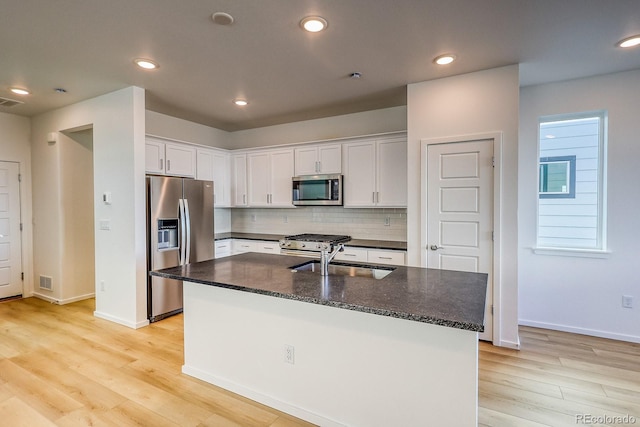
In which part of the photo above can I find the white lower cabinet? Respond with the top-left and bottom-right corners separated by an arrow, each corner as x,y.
214,240 -> 232,258
231,239 -> 256,254
333,247 -> 368,263
367,249 -> 405,266
334,247 -> 406,266
231,239 -> 281,255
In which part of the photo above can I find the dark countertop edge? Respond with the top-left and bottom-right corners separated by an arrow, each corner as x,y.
151,270 -> 483,332
214,232 -> 407,251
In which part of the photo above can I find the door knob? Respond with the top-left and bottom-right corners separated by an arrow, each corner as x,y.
430,245 -> 443,251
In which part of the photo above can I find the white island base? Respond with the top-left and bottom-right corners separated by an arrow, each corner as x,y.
182,281 -> 479,427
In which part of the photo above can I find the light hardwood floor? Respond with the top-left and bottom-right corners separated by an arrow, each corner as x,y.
1,297 -> 638,426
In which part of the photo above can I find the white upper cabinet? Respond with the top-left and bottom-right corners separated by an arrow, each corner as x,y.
145,136 -> 196,178
248,148 -> 294,207
231,154 -> 248,207
145,138 -> 165,175
294,144 -> 341,175
197,148 -> 231,207
343,136 -> 407,207
212,151 -> 231,207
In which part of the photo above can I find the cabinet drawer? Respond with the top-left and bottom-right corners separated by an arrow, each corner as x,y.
255,241 -> 280,254
232,240 -> 255,254
333,247 -> 368,262
367,250 -> 405,266
215,240 -> 232,258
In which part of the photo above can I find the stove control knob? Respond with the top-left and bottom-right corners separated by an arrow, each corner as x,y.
301,243 -> 306,248
317,243 -> 322,249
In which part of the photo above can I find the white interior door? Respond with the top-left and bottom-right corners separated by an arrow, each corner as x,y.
0,161 -> 22,299
426,140 -> 493,341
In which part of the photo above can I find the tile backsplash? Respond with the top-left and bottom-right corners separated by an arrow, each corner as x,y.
227,207 -> 407,241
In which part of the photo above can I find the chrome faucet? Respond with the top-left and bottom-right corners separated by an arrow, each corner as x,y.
320,243 -> 345,276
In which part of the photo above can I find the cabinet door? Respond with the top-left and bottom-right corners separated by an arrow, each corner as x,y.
232,239 -> 255,254
214,240 -> 232,258
231,154 -> 247,207
318,144 -> 342,174
212,152 -> 230,207
376,139 -> 407,207
145,140 -> 165,174
343,141 -> 376,207
294,146 -> 319,176
248,152 -> 270,206
165,143 -> 196,177
196,149 -> 214,181
269,149 -> 294,207
255,241 -> 280,254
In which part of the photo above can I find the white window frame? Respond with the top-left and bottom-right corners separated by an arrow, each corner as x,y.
534,111 -> 609,258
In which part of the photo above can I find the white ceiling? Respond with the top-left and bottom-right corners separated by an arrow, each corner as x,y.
1,0 -> 639,131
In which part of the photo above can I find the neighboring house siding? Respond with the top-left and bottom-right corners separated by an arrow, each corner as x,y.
538,119 -> 600,248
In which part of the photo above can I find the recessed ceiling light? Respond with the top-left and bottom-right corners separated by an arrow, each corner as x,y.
134,58 -> 159,70
349,72 -> 362,79
211,12 -> 234,25
616,35 -> 640,48
434,54 -> 457,65
234,99 -> 248,106
10,87 -> 30,95
300,16 -> 328,33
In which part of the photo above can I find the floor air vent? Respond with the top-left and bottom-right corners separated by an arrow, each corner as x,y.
39,275 -> 53,291
0,96 -> 24,107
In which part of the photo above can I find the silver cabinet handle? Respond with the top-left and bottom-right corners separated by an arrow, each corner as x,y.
372,192 -> 376,203
167,159 -> 171,171
430,245 -> 444,251
159,159 -> 163,170
379,256 -> 392,260
243,194 -> 246,204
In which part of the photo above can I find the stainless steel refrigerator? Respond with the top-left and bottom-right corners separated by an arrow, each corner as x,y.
146,176 -> 214,322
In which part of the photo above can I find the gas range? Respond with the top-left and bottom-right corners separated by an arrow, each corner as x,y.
279,233 -> 351,252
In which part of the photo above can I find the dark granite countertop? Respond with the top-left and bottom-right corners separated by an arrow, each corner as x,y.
214,232 -> 407,251
151,253 -> 486,332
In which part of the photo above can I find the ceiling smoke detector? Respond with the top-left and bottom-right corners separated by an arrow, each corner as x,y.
212,12 -> 234,26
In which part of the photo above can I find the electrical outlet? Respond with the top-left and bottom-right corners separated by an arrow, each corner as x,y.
99,219 -> 111,230
384,216 -> 391,226
622,295 -> 633,309
251,214 -> 256,222
100,281 -> 105,292
284,344 -> 295,364
283,215 -> 288,223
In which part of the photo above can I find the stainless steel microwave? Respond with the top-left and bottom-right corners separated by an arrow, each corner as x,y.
292,174 -> 343,206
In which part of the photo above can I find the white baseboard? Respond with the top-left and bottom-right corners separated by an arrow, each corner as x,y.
494,337 -> 521,349
519,319 -> 640,344
182,365 -> 345,427
32,292 -> 95,305
94,310 -> 150,329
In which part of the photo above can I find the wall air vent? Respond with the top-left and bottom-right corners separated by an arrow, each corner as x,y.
0,96 -> 24,107
39,275 -> 53,291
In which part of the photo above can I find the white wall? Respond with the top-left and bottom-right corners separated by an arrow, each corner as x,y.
145,110 -> 230,149
31,87 -> 148,327
228,106 -> 407,149
0,112 -> 33,295
519,69 -> 640,343
407,65 -> 520,348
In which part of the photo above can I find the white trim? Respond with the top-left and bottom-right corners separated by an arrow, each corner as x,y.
519,319 -> 640,344
420,132 -> 504,346
532,247 -> 612,258
32,292 -> 95,305
94,310 -> 150,329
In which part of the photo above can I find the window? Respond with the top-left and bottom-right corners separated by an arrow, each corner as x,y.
539,155 -> 576,198
537,112 -> 607,250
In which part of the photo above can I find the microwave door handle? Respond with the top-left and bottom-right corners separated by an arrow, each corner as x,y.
184,198 -> 191,264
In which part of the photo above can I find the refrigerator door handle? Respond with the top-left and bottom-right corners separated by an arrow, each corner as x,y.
178,198 -> 186,265
184,198 -> 191,264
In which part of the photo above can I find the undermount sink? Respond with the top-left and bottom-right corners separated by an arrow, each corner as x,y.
290,260 -> 395,280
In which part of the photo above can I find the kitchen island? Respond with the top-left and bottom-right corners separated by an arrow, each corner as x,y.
151,253 -> 487,427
